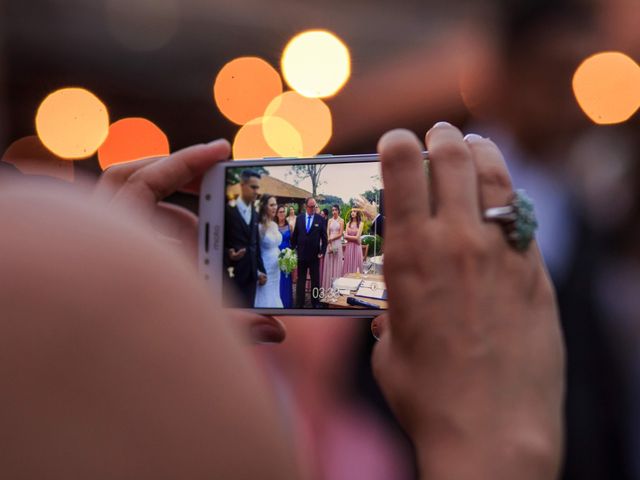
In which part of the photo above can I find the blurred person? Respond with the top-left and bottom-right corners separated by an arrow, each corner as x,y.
343,209 -> 364,276
596,0 -> 640,58
0,124 -> 565,480
254,194 -> 283,308
467,1 -> 633,477
576,124 -> 640,479
291,197 -> 327,308
0,141 -> 298,480
322,204 -> 344,291
320,208 -> 329,221
277,205 -> 294,309
224,169 -> 267,307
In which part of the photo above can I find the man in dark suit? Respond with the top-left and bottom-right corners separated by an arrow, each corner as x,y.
224,170 -> 266,307
290,197 -> 327,308
357,189 -> 385,238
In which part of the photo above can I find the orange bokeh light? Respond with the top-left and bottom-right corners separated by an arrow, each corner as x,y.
2,136 -> 74,182
214,57 -> 283,125
98,117 -> 170,170
35,87 -> 110,159
233,118 -> 303,160
264,91 -> 332,157
572,51 -> 640,124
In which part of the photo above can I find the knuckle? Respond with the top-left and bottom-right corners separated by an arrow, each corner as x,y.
430,141 -> 471,165
384,223 -> 430,271
126,169 -> 164,201
440,225 -> 490,261
479,163 -> 512,191
101,165 -> 126,182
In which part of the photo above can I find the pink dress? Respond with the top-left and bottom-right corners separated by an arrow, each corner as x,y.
322,218 -> 343,290
342,224 -> 363,275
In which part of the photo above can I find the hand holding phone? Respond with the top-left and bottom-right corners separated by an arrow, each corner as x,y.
370,125 -> 563,479
198,153 -> 400,315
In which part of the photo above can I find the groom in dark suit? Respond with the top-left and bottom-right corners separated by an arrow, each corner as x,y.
291,197 -> 327,308
224,170 -> 266,307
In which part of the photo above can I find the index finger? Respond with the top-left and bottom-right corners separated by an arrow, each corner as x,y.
378,129 -> 430,226
111,139 -> 231,218
94,156 -> 162,203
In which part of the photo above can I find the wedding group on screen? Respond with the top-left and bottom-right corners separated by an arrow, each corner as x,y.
224,169 -> 382,309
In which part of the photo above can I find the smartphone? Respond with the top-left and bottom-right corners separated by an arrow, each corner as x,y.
199,153 -> 389,317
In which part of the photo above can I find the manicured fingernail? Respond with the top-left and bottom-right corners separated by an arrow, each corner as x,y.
251,324 -> 284,344
433,121 -> 452,129
464,133 -> 484,143
371,320 -> 381,341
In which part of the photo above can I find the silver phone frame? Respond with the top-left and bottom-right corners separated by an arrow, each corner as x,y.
198,153 -> 387,317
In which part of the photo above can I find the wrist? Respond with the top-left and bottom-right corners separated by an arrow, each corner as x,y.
415,420 -> 561,480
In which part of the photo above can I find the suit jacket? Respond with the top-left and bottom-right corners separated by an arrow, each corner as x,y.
290,213 -> 327,262
371,214 -> 384,239
224,202 -> 265,284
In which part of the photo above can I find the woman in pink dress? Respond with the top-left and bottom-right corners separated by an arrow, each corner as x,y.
343,209 -> 364,276
322,204 -> 344,291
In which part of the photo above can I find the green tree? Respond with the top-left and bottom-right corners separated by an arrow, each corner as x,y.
320,194 -> 344,206
362,188 -> 382,203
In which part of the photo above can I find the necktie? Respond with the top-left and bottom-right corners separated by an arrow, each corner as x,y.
306,215 -> 312,233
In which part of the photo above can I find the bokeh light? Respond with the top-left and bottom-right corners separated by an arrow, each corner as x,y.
36,88 -> 110,159
2,136 -> 74,182
261,116 -> 305,157
214,57 -> 283,125
263,91 -> 332,157
98,117 -> 170,170
105,0 -> 180,51
233,118 -> 302,160
572,51 -> 640,124
281,30 -> 351,98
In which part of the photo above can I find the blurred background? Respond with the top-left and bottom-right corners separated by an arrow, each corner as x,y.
2,0 -> 640,478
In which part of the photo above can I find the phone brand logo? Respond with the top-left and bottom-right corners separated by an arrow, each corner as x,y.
213,225 -> 221,250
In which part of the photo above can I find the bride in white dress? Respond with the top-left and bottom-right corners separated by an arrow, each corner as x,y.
254,194 -> 284,308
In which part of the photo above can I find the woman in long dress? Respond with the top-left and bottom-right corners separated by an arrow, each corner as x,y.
343,209 -> 364,275
276,205 -> 293,308
322,204 -> 344,291
254,194 -> 284,308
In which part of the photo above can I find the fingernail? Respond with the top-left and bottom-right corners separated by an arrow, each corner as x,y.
208,138 -> 228,147
371,320 -> 381,341
251,324 -> 283,344
433,121 -> 452,129
464,133 -> 484,143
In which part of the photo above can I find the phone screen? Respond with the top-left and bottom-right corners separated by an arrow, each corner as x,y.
220,160 -> 386,311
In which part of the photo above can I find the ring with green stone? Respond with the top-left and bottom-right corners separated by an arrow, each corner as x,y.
483,189 -> 538,252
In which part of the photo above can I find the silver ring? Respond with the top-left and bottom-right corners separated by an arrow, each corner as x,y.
483,189 -> 538,251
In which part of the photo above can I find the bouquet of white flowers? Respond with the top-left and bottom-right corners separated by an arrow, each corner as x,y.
278,248 -> 298,276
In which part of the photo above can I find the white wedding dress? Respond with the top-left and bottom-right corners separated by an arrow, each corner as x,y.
254,221 -> 284,308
